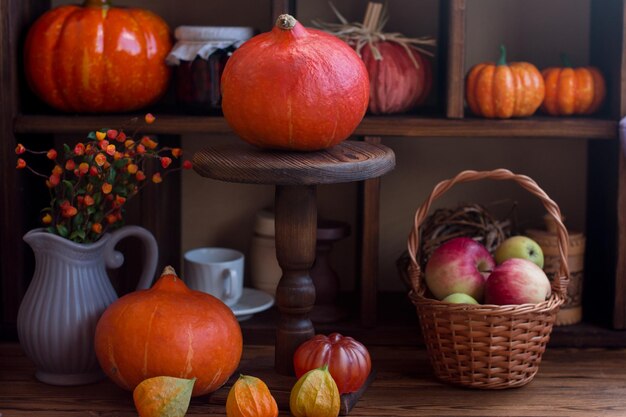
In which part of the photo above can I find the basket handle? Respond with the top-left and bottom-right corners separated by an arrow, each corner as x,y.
407,169 -> 569,297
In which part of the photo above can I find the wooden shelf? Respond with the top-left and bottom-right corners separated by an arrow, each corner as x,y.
237,292 -> 626,348
5,342 -> 626,417
14,114 -> 618,139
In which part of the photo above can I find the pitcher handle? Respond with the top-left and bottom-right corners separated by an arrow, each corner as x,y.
104,225 -> 158,290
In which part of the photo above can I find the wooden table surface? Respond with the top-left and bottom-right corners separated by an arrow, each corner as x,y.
2,342 -> 626,416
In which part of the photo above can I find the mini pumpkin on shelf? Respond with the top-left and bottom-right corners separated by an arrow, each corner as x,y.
541,54 -> 607,116
466,45 -> 545,119
24,0 -> 172,113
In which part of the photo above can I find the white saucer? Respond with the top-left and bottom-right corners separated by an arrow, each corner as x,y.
230,288 -> 274,321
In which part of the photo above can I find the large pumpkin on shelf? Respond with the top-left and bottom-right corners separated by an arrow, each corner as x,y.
466,45 -> 545,119
24,0 -> 172,113
541,56 -> 606,116
94,267 -> 242,397
221,14 -> 370,151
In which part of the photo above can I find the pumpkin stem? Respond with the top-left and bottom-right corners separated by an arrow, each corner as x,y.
276,14 -> 297,30
161,265 -> 177,277
560,53 -> 573,68
497,45 -> 507,66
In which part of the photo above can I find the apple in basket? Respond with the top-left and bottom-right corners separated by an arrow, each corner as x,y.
424,237 -> 495,302
494,235 -> 544,268
484,258 -> 551,305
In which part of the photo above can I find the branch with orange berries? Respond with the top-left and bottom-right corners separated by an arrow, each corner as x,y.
15,114 -> 193,243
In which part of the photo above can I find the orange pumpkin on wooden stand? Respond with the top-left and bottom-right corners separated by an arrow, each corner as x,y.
94,266 -> 242,397
541,54 -> 606,116
221,14 -> 370,151
24,0 -> 172,113
466,45 -> 545,119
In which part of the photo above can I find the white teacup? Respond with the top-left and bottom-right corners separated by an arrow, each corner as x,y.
183,247 -> 244,307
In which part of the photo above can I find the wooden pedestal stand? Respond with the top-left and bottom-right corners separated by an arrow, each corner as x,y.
193,141 -> 395,376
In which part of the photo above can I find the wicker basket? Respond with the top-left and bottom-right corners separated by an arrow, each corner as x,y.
407,169 -> 569,389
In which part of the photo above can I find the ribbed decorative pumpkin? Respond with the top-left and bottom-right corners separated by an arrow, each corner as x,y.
94,266 -> 242,397
361,42 -> 432,114
226,375 -> 278,417
293,333 -> 371,394
466,45 -> 545,118
24,0 -> 172,113
541,55 -> 606,116
221,14 -> 370,151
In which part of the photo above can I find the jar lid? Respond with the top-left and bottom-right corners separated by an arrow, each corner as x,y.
167,26 -> 254,65
174,26 -> 255,42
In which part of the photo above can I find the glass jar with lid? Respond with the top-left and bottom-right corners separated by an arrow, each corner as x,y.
167,26 -> 254,114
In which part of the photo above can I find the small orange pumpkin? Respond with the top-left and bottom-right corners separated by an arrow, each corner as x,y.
24,0 -> 172,113
466,45 -> 545,118
94,266 -> 242,397
541,55 -> 606,116
226,375 -> 278,417
221,14 -> 370,151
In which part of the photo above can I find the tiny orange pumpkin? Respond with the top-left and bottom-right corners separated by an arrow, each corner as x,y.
541,54 -> 606,116
466,45 -> 545,118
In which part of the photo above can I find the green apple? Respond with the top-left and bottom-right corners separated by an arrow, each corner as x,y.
494,235 -> 544,268
442,293 -> 479,304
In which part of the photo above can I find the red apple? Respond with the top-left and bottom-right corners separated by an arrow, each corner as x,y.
484,258 -> 551,305
424,237 -> 495,302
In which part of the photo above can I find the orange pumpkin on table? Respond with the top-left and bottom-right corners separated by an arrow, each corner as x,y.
465,45 -> 545,119
541,55 -> 606,116
24,0 -> 172,113
94,266 -> 242,397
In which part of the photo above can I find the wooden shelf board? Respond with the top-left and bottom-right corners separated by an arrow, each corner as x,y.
238,292 -> 626,348
5,342 -> 626,416
14,114 -> 619,139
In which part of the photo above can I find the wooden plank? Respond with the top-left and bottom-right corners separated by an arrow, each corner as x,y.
355,116 -> 618,138
4,343 -> 626,416
621,0 -> 626,117
590,0 -> 626,329
0,0 -> 50,337
14,114 -> 233,135
617,135 -> 626,328
440,0 -> 466,119
14,114 -> 619,139
614,0 -> 626,329
359,136 -> 383,327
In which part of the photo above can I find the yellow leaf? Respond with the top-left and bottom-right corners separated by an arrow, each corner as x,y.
133,376 -> 196,417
